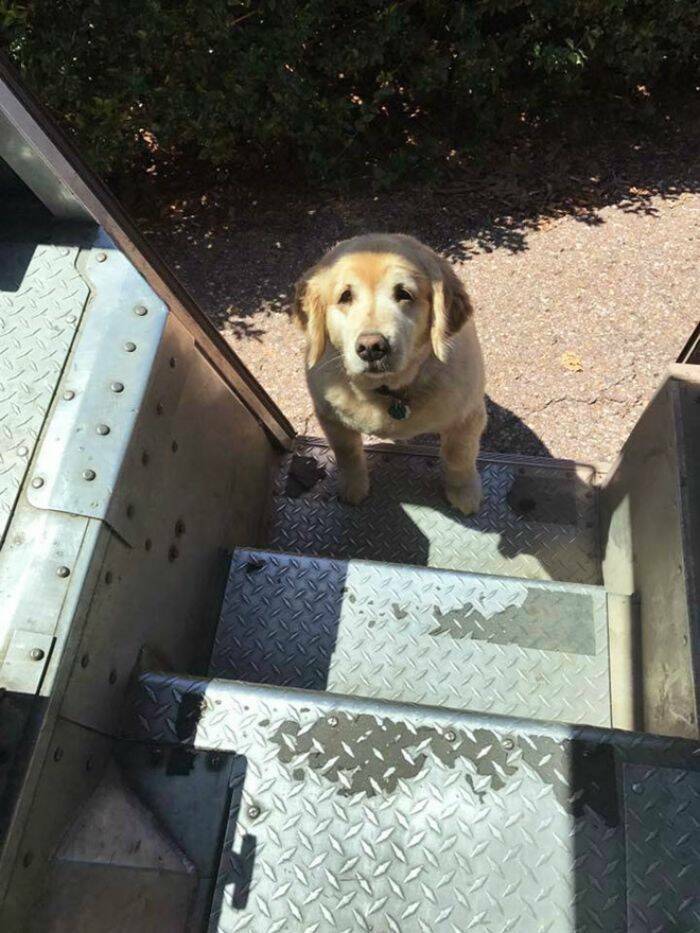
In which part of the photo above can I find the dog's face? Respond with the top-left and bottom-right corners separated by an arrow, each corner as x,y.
294,234 -> 473,379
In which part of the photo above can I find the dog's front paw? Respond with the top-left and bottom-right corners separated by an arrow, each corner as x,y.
445,471 -> 482,515
338,468 -> 370,505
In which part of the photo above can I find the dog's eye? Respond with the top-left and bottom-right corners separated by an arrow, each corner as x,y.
338,288 -> 353,304
395,285 -> 413,302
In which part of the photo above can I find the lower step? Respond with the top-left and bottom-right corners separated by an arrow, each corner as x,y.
126,673 -> 700,933
211,549 -> 612,726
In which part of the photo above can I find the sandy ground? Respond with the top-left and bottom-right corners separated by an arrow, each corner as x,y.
139,125 -> 699,464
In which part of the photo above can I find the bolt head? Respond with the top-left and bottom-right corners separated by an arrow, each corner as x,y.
63,390 -> 75,401
134,305 -> 148,316
96,424 -> 110,436
502,738 -> 515,751
56,566 -> 70,578
110,381 -> 124,393
29,648 -> 45,661
444,730 -> 456,743
126,504 -> 135,518
124,341 -> 136,352
83,469 -> 96,481
632,782 -> 644,794
247,805 -> 261,819
66,314 -> 76,324
31,476 -> 44,489
328,715 -> 339,727
95,251 -> 107,262
17,445 -> 28,457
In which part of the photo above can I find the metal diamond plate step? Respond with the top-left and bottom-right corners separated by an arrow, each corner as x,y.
268,438 -> 601,585
211,549 -> 611,726
125,672 -> 700,933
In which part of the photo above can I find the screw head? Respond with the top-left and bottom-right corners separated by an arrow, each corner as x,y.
126,504 -> 135,519
156,402 -> 164,415
80,653 -> 90,668
247,805 -> 261,819
29,648 -> 45,661
66,314 -> 76,324
134,305 -> 148,316
124,341 -> 137,352
444,730 -> 456,742
53,747 -> 63,762
168,545 -> 179,562
96,424 -> 110,436
110,381 -> 124,393
174,519 -> 186,537
17,445 -> 28,457
95,251 -> 107,262
632,782 -> 644,794
31,476 -> 44,489
169,357 -> 176,368
502,738 -> 515,751
83,469 -> 96,481
56,566 -> 70,578
328,715 -> 339,727
62,390 -> 75,401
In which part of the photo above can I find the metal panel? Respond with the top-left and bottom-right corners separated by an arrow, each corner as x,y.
58,312 -> 278,737
211,550 -> 611,726
126,673 -> 700,933
624,763 -> 700,931
0,238 -> 89,543
0,62 -> 294,448
601,367 -> 700,738
269,439 -> 601,585
26,239 -> 173,545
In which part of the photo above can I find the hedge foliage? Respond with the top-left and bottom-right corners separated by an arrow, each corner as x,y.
2,1 -> 699,185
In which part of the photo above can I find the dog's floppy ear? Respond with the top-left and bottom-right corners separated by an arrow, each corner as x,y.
293,269 -> 327,366
430,256 -> 474,363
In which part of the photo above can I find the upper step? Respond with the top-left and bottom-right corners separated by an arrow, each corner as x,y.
211,549 -> 612,727
267,439 -> 601,585
125,671 -> 700,933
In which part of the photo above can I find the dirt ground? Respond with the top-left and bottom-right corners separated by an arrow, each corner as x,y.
135,110 -> 700,465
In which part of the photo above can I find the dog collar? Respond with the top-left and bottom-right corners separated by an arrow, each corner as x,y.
376,384 -> 411,420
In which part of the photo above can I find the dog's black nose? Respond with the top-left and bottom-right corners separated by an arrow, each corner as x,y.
356,333 -> 390,362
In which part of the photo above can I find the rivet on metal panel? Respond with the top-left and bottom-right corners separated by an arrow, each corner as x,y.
29,648 -> 45,661
82,469 -> 96,481
444,730 -> 456,742
174,519 -> 185,537
80,653 -> 90,669
169,357 -> 176,369
134,305 -> 148,316
66,315 -> 77,324
56,566 -> 70,578
17,445 -> 28,457
156,402 -> 164,415
104,571 -> 113,584
53,747 -> 63,762
62,390 -> 75,401
247,805 -> 261,819
124,341 -> 137,352
168,546 -> 179,562
126,504 -> 135,519
632,782 -> 644,794
502,738 -> 515,750
110,381 -> 124,393
328,716 -> 339,727
95,252 -> 107,263
31,477 -> 44,489
96,424 -> 110,436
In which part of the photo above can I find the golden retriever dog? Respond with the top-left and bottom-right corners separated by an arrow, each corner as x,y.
294,233 -> 486,514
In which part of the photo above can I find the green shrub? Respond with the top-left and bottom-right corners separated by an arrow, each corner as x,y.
2,1 -> 699,185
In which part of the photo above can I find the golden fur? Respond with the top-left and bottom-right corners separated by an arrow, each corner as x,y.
294,233 -> 486,513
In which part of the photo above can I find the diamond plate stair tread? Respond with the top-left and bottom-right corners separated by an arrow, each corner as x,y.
0,239 -> 89,542
267,439 -> 601,585
125,673 -> 700,933
211,549 -> 611,726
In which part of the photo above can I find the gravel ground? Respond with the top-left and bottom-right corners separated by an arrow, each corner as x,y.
138,121 -> 699,465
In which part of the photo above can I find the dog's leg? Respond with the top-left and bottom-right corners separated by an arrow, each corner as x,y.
441,405 -> 486,515
320,416 -> 370,505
